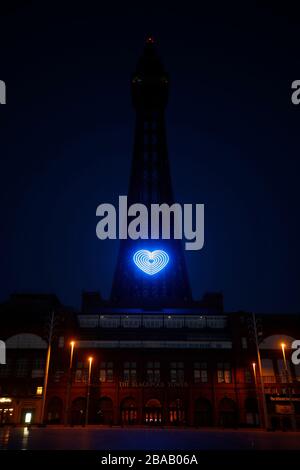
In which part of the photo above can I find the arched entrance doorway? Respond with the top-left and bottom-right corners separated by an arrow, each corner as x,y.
95,397 -> 113,424
144,399 -> 162,425
46,397 -> 63,424
71,397 -> 86,425
169,399 -> 185,425
120,397 -> 138,425
245,397 -> 259,426
195,398 -> 213,427
219,398 -> 238,428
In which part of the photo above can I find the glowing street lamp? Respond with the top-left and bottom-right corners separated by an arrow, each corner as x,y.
85,357 -> 93,425
281,343 -> 287,372
88,357 -> 93,381
252,362 -> 257,387
252,313 -> 269,429
280,342 -> 290,384
252,361 -> 262,426
40,311 -> 55,424
70,341 -> 75,369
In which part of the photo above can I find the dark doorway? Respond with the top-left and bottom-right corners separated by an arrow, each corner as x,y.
219,398 -> 238,428
245,397 -> 259,427
46,397 -> 63,424
95,397 -> 113,425
71,397 -> 86,425
195,398 -> 213,426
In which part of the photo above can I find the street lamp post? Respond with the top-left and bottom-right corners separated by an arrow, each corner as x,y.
280,342 -> 296,430
252,362 -> 260,426
85,357 -> 93,426
64,340 -> 75,425
252,312 -> 269,429
40,311 -> 55,425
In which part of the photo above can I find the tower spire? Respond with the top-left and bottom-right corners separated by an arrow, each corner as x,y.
145,35 -> 155,44
111,42 -> 192,307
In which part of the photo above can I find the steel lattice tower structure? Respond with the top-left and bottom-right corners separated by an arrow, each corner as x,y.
111,38 -> 192,307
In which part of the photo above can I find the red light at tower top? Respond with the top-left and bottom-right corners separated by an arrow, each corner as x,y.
146,36 -> 155,44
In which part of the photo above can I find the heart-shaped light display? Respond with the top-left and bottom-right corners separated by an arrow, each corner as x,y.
133,249 -> 169,275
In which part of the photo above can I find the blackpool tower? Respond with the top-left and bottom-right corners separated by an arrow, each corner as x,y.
111,38 -> 192,307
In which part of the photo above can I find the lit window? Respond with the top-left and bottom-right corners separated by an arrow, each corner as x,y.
75,361 -> 88,383
146,361 -> 160,384
194,362 -> 208,383
24,412 -> 32,424
99,362 -> 114,382
36,386 -> 43,395
244,368 -> 252,383
123,362 -> 137,383
170,362 -> 184,383
217,362 -> 232,383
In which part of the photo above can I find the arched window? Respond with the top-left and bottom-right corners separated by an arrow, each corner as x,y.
169,398 -> 185,425
144,398 -> 162,425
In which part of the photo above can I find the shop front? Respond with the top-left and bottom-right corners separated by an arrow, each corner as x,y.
268,396 -> 300,430
0,397 -> 42,425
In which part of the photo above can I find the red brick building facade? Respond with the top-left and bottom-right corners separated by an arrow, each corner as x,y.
1,294 -> 300,430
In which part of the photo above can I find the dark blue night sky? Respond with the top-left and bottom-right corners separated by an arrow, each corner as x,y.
1,2 -> 300,312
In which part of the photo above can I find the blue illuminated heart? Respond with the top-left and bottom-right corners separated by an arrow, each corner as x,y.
133,249 -> 169,275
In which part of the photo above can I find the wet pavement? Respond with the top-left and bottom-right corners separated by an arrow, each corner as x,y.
1,426 -> 300,450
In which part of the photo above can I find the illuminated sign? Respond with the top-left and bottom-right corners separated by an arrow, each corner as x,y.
133,249 -> 169,275
0,398 -> 12,403
275,404 -> 294,415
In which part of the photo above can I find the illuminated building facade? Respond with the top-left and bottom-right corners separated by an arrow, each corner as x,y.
0,40 -> 300,429
1,295 -> 300,428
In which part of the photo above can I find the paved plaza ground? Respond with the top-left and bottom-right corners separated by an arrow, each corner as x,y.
1,426 -> 300,450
